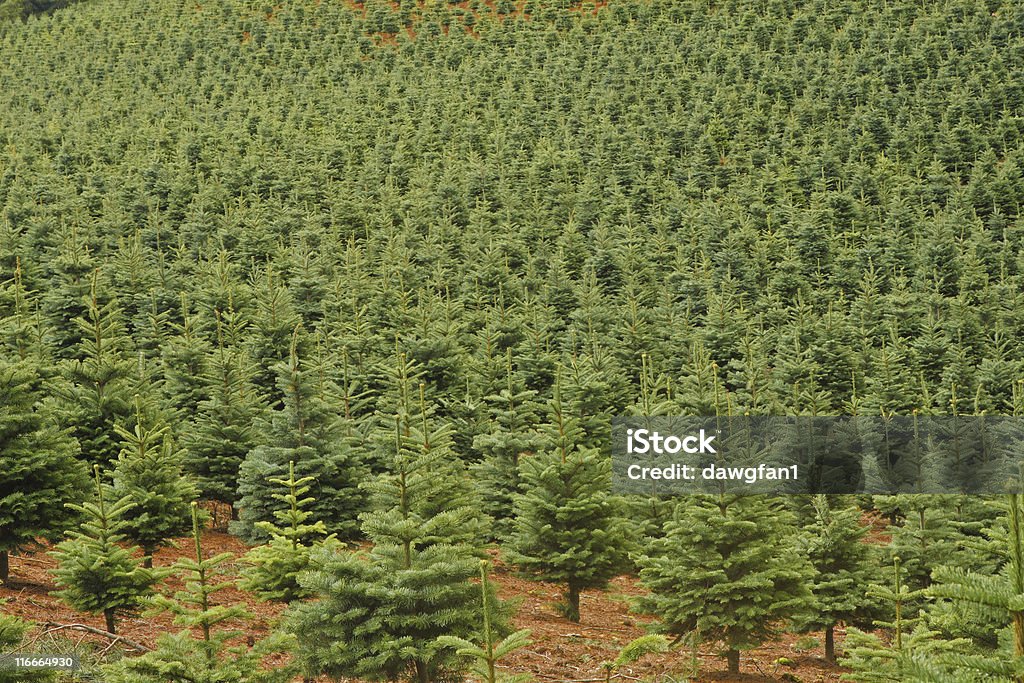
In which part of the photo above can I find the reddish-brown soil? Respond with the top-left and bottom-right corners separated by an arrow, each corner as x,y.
2,529 -> 848,683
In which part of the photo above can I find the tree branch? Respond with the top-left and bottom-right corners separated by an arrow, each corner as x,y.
40,622 -> 151,652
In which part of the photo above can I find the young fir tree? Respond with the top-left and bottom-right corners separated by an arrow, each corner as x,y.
840,557 -> 968,683
182,308 -> 264,511
50,466 -> 159,634
918,493 -> 1024,682
287,379 -> 494,683
636,494 -> 814,675
0,357 -> 89,584
111,395 -> 197,568
796,495 -> 883,662
56,271 -> 137,468
435,560 -> 534,683
470,349 -> 544,540
233,329 -> 366,542
103,504 -> 294,683
506,376 -> 632,623
237,460 -> 341,602
885,495 -> 962,591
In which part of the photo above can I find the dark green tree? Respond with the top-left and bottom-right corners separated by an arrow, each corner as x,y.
56,272 -> 137,468
182,309 -> 264,511
50,466 -> 159,634
506,378 -> 632,623
796,495 -> 883,662
233,330 -> 366,542
636,495 -> 814,675
103,504 -> 294,683
111,395 -> 197,568
0,357 -> 88,583
288,383 -> 493,683
237,460 -> 341,602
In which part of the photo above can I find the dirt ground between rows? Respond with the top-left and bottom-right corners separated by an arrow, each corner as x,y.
2,528 -> 851,683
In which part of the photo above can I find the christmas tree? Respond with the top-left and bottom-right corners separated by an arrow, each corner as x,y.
506,377 -> 632,623
796,495 -> 883,662
111,395 -> 196,568
287,379 -> 493,683
50,466 -> 159,634
233,330 -> 366,542
636,494 -> 813,674
0,357 -> 88,583
103,503 -> 294,683
237,460 -> 341,602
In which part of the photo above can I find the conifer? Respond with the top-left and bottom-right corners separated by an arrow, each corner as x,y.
103,503 -> 294,683
111,395 -> 197,568
636,495 -> 814,675
237,460 -> 341,602
56,271 -> 138,468
0,357 -> 88,583
796,496 -> 883,662
182,309 -> 264,509
288,377 -> 492,683
50,466 -> 158,634
506,376 -> 632,623
233,330 -> 366,542
435,560 -> 533,683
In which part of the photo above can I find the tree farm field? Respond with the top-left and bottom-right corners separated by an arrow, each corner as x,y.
3,0 -> 1024,682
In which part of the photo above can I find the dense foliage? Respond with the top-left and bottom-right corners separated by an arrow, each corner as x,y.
2,0 -> 1024,677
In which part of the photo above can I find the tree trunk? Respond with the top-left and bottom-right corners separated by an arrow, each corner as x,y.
726,648 -> 740,674
104,609 -> 116,635
825,624 -> 835,663
414,660 -> 430,683
0,550 -> 8,584
143,546 -> 154,569
565,584 -> 581,623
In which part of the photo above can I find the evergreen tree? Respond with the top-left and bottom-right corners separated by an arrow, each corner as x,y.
182,309 -> 264,510
636,495 -> 814,675
506,378 -> 632,623
111,395 -> 197,568
50,466 -> 158,634
470,350 -> 544,540
920,493 -> 1024,682
435,560 -> 533,683
56,271 -> 137,468
103,503 -> 294,683
288,385 -> 493,683
237,460 -> 341,602
0,357 -> 88,583
840,557 -> 968,683
233,330 -> 366,542
796,495 -> 883,662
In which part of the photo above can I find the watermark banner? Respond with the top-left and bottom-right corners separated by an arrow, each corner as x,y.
611,416 -> 1024,495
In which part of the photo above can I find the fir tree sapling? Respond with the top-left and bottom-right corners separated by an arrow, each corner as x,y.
0,605 -> 55,683
182,308 -> 264,512
507,377 -> 632,623
796,495 -> 883,662
288,383 -> 493,683
636,495 -> 813,675
237,460 -> 342,602
436,560 -> 533,683
0,357 -> 89,583
50,466 -> 159,634
234,329 -> 366,542
111,395 -> 197,568
103,503 -> 295,683
56,271 -> 137,468
840,557 -> 969,683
